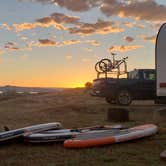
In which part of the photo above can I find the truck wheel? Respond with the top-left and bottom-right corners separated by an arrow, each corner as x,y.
105,97 -> 117,104
116,90 -> 132,106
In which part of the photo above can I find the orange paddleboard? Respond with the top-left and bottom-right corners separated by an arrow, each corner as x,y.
64,124 -> 158,148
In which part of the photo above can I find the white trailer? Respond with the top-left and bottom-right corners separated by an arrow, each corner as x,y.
156,23 -> 166,103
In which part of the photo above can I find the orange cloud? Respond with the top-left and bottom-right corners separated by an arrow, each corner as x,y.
3,12 -> 79,32
86,40 -> 100,46
62,40 -> 80,46
69,19 -> 124,35
135,24 -> 145,29
2,24 -> 12,31
142,35 -> 156,43
122,22 -> 134,28
13,21 -> 66,32
109,45 -> 142,52
26,39 -> 83,49
21,36 -> 28,41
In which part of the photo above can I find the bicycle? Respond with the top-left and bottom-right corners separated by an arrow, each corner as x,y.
95,52 -> 128,78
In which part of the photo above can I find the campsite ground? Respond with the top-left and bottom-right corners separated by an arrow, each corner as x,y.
0,89 -> 166,166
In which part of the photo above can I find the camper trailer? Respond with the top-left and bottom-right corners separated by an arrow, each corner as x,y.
156,23 -> 166,104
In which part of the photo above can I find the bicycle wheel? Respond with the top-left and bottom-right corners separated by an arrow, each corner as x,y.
95,61 -> 103,72
99,59 -> 112,72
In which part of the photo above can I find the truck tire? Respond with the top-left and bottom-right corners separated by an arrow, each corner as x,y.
105,97 -> 117,104
116,90 -> 132,106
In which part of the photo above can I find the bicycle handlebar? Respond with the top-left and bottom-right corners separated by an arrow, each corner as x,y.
123,56 -> 128,60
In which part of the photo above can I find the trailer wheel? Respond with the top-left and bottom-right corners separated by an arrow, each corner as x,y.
105,97 -> 117,104
116,90 -> 132,106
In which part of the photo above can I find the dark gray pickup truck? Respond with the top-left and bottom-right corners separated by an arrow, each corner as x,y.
90,69 -> 155,105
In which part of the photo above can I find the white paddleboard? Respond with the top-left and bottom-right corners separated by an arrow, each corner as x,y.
0,122 -> 62,142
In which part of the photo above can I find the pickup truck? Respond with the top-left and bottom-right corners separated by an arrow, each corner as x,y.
90,69 -> 155,105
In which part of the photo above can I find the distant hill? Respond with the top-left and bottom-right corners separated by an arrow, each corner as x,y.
0,85 -> 64,94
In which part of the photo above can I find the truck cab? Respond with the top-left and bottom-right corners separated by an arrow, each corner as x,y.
128,69 -> 155,99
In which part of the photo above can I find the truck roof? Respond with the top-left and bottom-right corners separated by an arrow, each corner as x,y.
130,69 -> 155,71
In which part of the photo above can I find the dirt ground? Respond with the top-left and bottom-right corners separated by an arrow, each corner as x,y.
0,89 -> 166,166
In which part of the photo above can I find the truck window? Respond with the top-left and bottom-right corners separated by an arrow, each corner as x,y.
128,70 -> 139,79
143,71 -> 155,80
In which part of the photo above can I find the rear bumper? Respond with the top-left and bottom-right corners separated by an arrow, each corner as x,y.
89,88 -> 116,98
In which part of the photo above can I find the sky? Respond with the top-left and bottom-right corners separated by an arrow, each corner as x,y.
0,0 -> 166,88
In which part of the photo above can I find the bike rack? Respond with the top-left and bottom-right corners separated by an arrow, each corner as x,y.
95,53 -> 128,79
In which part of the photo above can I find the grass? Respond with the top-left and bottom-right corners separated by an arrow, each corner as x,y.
0,89 -> 166,166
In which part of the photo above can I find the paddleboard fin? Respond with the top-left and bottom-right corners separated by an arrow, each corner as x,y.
4,126 -> 10,131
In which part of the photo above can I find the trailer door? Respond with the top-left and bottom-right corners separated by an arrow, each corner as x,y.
156,23 -> 166,103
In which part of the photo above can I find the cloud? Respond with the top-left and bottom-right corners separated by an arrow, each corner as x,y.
69,19 -> 124,35
152,22 -> 163,30
100,0 -> 166,22
19,0 -> 166,23
1,24 -> 12,31
36,39 -> 58,47
135,23 -> 145,29
141,35 -> 156,43
20,0 -> 101,12
27,39 -> 81,48
21,36 -> 28,41
13,20 -> 66,32
4,42 -> 20,50
109,45 -> 142,52
36,13 -> 79,25
62,40 -> 80,46
86,40 -> 100,46
125,36 -> 134,43
3,12 -> 79,32
122,22 -> 134,28
50,13 -> 80,24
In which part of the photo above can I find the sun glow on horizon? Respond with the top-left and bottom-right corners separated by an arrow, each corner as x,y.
0,0 -> 162,87
0,79 -> 89,88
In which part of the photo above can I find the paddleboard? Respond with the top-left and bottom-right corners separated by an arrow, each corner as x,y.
0,122 -> 62,142
64,124 -> 158,148
24,131 -> 79,143
24,124 -> 123,143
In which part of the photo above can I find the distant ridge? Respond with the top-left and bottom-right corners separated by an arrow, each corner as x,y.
0,85 -> 65,94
